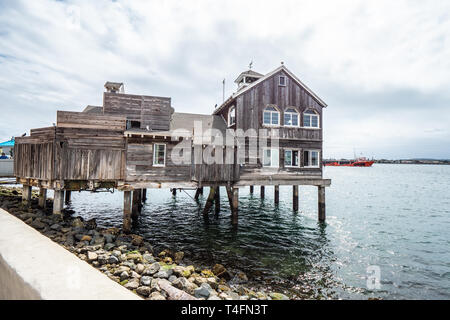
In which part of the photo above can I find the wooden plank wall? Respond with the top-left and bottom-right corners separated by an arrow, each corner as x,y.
103,92 -> 173,131
14,128 -> 56,180
57,111 -> 126,131
125,137 -> 191,182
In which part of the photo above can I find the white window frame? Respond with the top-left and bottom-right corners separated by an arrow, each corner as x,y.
153,143 -> 166,167
284,108 -> 300,127
284,149 -> 301,167
263,106 -> 280,127
303,149 -> 320,168
303,109 -> 320,129
228,106 -> 236,127
279,75 -> 286,86
262,148 -> 279,168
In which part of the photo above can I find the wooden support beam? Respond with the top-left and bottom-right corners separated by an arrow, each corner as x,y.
38,188 -> 47,208
53,190 -> 64,215
231,187 -> 239,225
202,187 -> 216,216
172,188 -> 177,196
123,191 -> 132,233
293,185 -> 299,212
132,189 -> 142,220
214,187 -> 220,214
22,185 -> 32,206
249,186 -> 254,194
274,185 -> 279,205
64,190 -> 71,205
142,189 -> 147,202
318,186 -> 326,222
260,186 -> 265,199
199,187 -> 203,195
194,188 -> 202,201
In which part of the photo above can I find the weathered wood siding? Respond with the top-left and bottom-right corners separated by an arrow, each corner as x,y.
103,93 -> 173,131
57,111 -> 126,131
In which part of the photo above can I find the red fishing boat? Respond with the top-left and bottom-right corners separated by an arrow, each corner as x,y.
324,157 -> 374,167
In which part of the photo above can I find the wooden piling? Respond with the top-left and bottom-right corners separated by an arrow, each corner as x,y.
199,187 -> 203,195
260,186 -> 265,199
274,185 -> 279,205
172,188 -> 177,196
123,191 -> 132,233
53,190 -> 64,215
194,188 -> 202,200
231,187 -> 239,225
214,186 -> 220,214
22,185 -> 32,206
142,189 -> 147,202
318,186 -> 326,222
293,185 -> 299,212
132,189 -> 142,220
64,190 -> 71,205
250,186 -> 254,194
38,188 -> 47,208
202,187 -> 216,215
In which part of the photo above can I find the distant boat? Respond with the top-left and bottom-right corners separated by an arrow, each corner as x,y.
324,157 -> 374,167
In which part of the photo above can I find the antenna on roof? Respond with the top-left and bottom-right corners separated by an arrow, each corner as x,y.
249,60 -> 253,70
222,78 -> 225,102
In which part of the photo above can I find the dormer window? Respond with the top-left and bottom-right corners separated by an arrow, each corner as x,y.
303,109 -> 319,128
284,108 -> 299,127
279,76 -> 286,86
263,106 -> 280,126
228,106 -> 236,126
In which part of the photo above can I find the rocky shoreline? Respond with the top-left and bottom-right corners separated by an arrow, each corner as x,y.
0,186 -> 291,300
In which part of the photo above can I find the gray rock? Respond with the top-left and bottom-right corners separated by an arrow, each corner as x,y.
194,283 -> 212,299
104,243 -> 115,251
124,279 -> 139,290
31,219 -> 46,230
97,254 -> 109,265
155,269 -> 172,279
144,262 -> 160,275
50,223 -> 62,231
108,255 -> 119,264
143,253 -> 155,263
228,292 -> 240,300
136,286 -> 151,297
149,292 -> 166,300
168,275 -> 177,283
136,263 -> 145,274
87,251 -> 98,262
120,271 -> 129,282
140,276 -> 152,286
104,234 -> 115,244
208,295 -> 221,300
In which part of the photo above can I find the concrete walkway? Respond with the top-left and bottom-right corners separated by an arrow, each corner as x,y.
0,208 -> 141,300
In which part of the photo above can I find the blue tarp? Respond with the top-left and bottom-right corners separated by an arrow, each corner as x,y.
0,139 -> 14,147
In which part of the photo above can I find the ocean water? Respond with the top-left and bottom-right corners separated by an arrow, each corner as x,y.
65,164 -> 450,299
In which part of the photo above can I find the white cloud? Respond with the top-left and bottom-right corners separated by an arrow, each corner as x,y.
0,0 -> 449,158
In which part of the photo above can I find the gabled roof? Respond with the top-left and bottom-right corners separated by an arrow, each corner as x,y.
214,64 -> 327,115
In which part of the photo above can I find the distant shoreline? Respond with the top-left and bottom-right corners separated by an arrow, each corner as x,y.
324,159 -> 450,165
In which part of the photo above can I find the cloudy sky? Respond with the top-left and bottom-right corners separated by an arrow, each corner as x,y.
0,0 -> 449,159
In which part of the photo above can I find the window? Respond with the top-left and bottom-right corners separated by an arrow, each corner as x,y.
284,108 -> 299,127
303,109 -> 319,128
153,144 -> 166,166
303,150 -> 320,167
284,149 -> 300,167
263,148 -> 279,167
263,106 -> 280,126
228,106 -> 236,126
279,75 -> 286,86
126,120 -> 141,129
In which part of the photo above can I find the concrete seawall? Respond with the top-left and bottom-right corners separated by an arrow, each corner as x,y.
0,208 -> 141,300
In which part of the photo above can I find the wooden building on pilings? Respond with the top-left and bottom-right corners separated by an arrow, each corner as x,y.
14,64 -> 331,232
